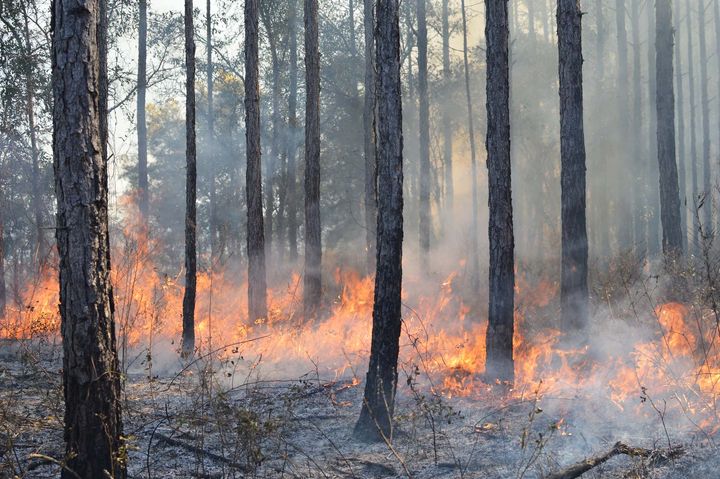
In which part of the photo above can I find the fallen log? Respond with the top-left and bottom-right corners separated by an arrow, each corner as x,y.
544,441 -> 684,479
154,432 -> 251,472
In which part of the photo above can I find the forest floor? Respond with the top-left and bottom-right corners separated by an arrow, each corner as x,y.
1,337 -> 718,479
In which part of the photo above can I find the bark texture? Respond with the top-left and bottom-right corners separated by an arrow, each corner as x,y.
363,0 -> 377,275
558,0 -> 589,333
354,0 -> 404,442
485,0 -> 514,382
655,0 -> 683,257
52,0 -> 125,476
137,0 -> 149,220
417,0 -> 430,262
304,0 -> 322,319
673,0 -> 686,249
182,0 -> 197,356
287,0 -> 299,261
245,0 -> 268,322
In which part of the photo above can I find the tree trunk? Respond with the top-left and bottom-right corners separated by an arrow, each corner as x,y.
52,0 -> 125,476
441,0 -> 453,215
304,0 -> 322,319
673,0 -> 686,250
364,0 -> 377,275
647,0 -> 660,255
655,0 -> 683,257
137,0 -> 149,221
461,0 -> 480,292
182,0 -> 197,357
558,0 -> 589,334
615,0 -> 633,251
245,0 -> 268,322
417,0 -> 430,264
631,0 -> 646,253
0,205 -> 5,319
354,0 -> 404,442
207,0 -> 218,264
485,0 -> 514,382
686,0 -> 699,250
594,0 -> 609,259
715,0 -> 720,234
287,0 -> 299,261
699,0 -> 712,230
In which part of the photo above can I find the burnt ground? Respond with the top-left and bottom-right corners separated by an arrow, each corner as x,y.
1,339 -> 719,479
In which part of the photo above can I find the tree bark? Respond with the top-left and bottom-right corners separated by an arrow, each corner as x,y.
647,0 -> 660,255
137,0 -> 149,221
715,0 -> 720,234
304,0 -> 322,319
673,0 -> 686,250
364,0 -> 377,275
461,0 -> 480,292
699,0 -> 712,230
686,0 -> 699,250
441,0 -> 453,214
631,0 -> 646,254
417,0 -> 430,264
485,0 -> 514,382
287,0 -> 299,261
615,0 -> 633,250
594,0 -> 610,259
354,0 -> 404,442
245,0 -> 268,322
558,0 -> 589,334
52,0 -> 125,476
207,0 -> 218,264
655,0 -> 683,257
182,0 -> 197,356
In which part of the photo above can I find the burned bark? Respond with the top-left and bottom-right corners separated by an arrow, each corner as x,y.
655,0 -> 683,257
245,0 -> 269,322
485,0 -> 514,382
182,0 -> 197,357
137,0 -> 149,221
417,0 -> 430,263
558,0 -> 589,333
304,0 -> 322,319
52,0 -> 125,476
363,0 -> 377,275
354,0 -> 404,442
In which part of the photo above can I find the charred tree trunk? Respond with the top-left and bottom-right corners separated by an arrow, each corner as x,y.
647,0 -> 660,255
182,0 -> 197,357
364,0 -> 377,275
52,0 -> 125,476
417,0 -> 430,264
354,0 -> 404,441
686,0 -> 699,250
615,0 -> 633,251
304,0 -> 322,319
441,0 -> 453,214
673,0 -> 686,249
137,0 -> 149,221
207,0 -> 218,264
287,0 -> 299,261
462,0 -> 480,292
631,0 -> 646,253
699,0 -> 712,230
245,0 -> 269,322
655,0 -> 683,257
485,0 -> 514,382
558,0 -> 589,334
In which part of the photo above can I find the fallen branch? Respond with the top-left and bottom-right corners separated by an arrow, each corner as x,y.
154,432 -> 251,472
543,441 -> 684,479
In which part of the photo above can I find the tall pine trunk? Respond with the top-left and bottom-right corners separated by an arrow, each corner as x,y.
655,0 -> 683,257
207,0 -> 218,264
647,0 -> 660,254
287,0 -> 299,261
673,0 -> 686,249
417,0 -> 430,263
245,0 -> 268,322
631,0 -> 646,253
137,0 -> 149,221
558,0 -> 589,333
304,0 -> 322,319
363,0 -> 377,274
441,0 -> 453,214
615,0 -> 632,250
182,0 -> 197,356
52,0 -> 125,475
594,0 -> 610,259
699,0 -> 712,230
485,0 -> 514,382
354,0 -> 404,441
686,0 -> 699,250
